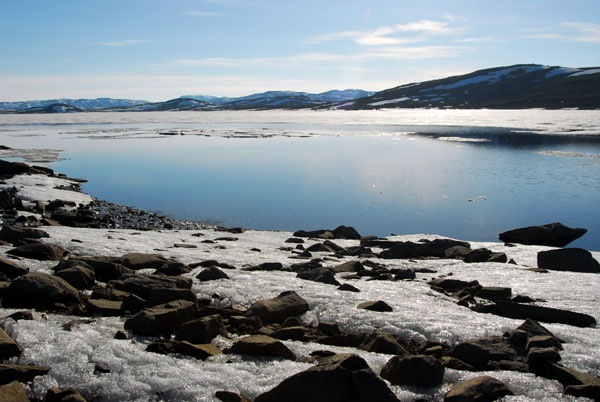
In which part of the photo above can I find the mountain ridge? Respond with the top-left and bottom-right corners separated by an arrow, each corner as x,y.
1,64 -> 598,113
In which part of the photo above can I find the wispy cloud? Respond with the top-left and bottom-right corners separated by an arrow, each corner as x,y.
528,22 -> 600,43
183,11 -> 233,17
99,39 -> 149,47
307,20 -> 465,46
163,45 -> 470,70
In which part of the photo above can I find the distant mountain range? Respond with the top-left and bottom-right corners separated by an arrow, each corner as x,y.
1,64 -> 598,113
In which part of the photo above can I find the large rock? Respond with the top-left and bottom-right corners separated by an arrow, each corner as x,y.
0,191 -> 23,211
446,336 -> 520,371
0,328 -> 22,359
0,381 -> 30,402
357,300 -> 393,312
54,266 -> 96,290
147,288 -> 196,306
537,248 -> 599,273
0,226 -> 48,244
0,364 -> 50,385
445,376 -> 513,402
380,354 -> 444,387
499,222 -> 587,247
115,252 -> 171,270
359,332 -> 410,355
246,291 -> 309,324
2,273 -> 80,309
475,300 -> 596,327
124,300 -> 198,336
110,273 -> 192,299
45,387 -> 87,402
254,353 -> 399,402
228,335 -> 296,360
0,258 -> 28,279
67,256 -> 133,282
6,243 -> 66,261
146,339 -> 222,360
296,268 -> 340,286
175,315 -> 227,344
293,225 -> 361,240
196,266 -> 230,281
380,239 -> 470,259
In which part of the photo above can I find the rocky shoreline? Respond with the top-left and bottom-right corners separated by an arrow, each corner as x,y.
0,159 -> 599,401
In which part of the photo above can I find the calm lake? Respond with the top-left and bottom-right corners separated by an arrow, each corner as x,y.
1,109 -> 599,249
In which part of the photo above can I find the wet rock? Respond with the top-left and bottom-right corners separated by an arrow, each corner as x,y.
394,269 -> 416,280
0,381 -> 29,402
124,299 -> 198,336
0,160 -> 33,176
45,387 -> 87,402
254,353 -> 399,402
380,354 -> 444,387
2,272 -> 80,309
564,384 -> 600,400
146,339 -> 222,360
446,336 -> 520,371
7,243 -> 66,261
155,262 -> 191,276
196,266 -> 230,281
54,266 -> 95,290
175,314 -> 228,344
0,328 -> 22,359
271,326 -> 314,342
445,376 -> 513,402
246,291 -> 309,324
228,315 -> 263,334
0,258 -> 28,279
5,311 -> 34,321
357,300 -> 392,312
0,363 -> 50,385
317,321 -> 340,336
537,248 -> 599,273
440,356 -> 475,371
0,225 -> 48,245
526,335 -> 562,351
228,335 -> 296,360
499,222 -> 587,247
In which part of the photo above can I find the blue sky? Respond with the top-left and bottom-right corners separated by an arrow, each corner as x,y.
1,0 -> 599,101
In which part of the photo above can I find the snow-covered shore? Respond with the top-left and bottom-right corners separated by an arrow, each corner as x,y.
1,167 -> 599,401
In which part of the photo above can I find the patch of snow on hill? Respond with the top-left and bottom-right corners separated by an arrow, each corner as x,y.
424,65 -> 546,91
369,97 -> 410,106
570,68 -> 600,77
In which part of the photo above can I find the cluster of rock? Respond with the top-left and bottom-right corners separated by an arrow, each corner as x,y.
1,159 -> 599,401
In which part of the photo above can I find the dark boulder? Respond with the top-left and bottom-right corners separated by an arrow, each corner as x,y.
357,300 -> 393,312
0,381 -> 29,402
445,376 -> 514,402
0,363 -> 50,385
0,258 -> 28,279
175,314 -> 228,344
68,256 -> 133,282
228,335 -> 296,360
337,283 -> 360,292
0,328 -> 22,359
255,353 -> 399,402
446,336 -> 520,371
380,354 -> 444,387
147,288 -> 196,306
464,248 -> 507,263
6,243 -> 66,261
297,268 -> 340,286
146,339 -> 222,360
124,299 -> 198,336
0,226 -> 48,244
215,391 -> 251,402
196,266 -> 230,281
359,332 -> 409,355
115,252 -> 172,270
474,300 -> 596,327
54,266 -> 96,290
110,273 -> 191,299
246,291 -> 309,324
45,387 -> 87,402
537,248 -> 599,273
2,272 -> 80,309
499,222 -> 587,247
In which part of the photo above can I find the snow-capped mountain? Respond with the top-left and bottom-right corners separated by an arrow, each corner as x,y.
0,98 -> 148,112
340,64 -> 600,110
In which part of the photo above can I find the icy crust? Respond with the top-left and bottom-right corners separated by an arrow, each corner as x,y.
1,174 -> 92,205
2,225 -> 598,401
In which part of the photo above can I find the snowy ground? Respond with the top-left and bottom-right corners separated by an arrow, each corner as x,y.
1,173 -> 599,401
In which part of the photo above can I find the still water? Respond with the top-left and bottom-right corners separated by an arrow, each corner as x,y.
1,110 -> 599,249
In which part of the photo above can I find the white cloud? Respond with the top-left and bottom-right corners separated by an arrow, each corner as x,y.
308,20 -> 465,46
99,39 -> 149,47
528,21 -> 600,43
